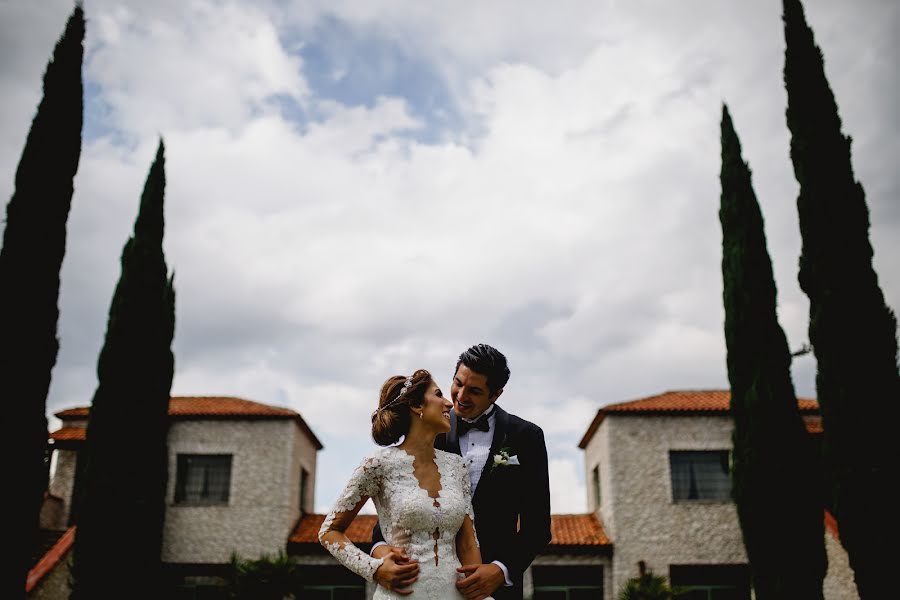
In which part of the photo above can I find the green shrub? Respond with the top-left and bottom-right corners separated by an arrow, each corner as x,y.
617,566 -> 683,600
227,550 -> 298,600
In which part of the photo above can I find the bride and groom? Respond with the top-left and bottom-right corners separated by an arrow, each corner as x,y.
319,344 -> 551,599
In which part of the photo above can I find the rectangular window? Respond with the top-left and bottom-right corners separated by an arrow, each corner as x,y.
299,467 -> 309,514
297,566 -> 365,600
533,565 -> 603,600
669,564 -> 750,600
175,454 -> 232,505
669,451 -> 731,502
591,465 -> 601,509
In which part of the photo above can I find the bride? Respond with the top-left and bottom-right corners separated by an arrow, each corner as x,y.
319,369 -> 493,599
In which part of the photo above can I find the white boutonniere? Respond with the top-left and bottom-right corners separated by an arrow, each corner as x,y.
491,447 -> 520,471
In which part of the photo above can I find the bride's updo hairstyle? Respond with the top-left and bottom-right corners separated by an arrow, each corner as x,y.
372,369 -> 432,446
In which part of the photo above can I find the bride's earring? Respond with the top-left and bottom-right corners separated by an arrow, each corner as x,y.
418,411 -> 423,419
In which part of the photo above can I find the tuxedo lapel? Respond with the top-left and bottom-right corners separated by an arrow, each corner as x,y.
447,411 -> 462,456
474,404 -> 509,503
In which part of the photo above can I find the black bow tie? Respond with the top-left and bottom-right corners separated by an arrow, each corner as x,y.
458,413 -> 490,435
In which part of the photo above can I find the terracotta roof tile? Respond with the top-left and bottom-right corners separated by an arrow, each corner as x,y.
54,396 -> 323,450
290,514 -> 378,545
824,510 -> 839,541
579,390 -> 819,448
804,416 -> 823,434
549,513 -> 611,546
27,526 -> 75,593
602,390 -> 818,413
49,426 -> 86,442
289,514 -> 610,547
56,396 -> 297,419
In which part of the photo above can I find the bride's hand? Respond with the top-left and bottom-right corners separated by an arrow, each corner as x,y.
373,547 -> 419,595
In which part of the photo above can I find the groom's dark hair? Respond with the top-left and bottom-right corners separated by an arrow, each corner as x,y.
456,344 -> 510,397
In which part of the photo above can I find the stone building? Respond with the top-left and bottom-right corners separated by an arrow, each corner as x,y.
29,396 -> 322,599
29,391 -> 859,599
578,390 -> 858,600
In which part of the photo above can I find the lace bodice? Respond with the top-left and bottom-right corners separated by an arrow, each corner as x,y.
319,447 -> 483,599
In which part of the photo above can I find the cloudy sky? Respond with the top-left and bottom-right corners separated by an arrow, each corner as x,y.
2,0 -> 897,514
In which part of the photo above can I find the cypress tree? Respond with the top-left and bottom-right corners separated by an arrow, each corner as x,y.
70,141 -> 176,600
783,1 -> 899,596
720,105 -> 826,599
0,6 -> 83,597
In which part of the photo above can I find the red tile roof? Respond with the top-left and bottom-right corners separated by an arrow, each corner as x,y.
549,513 -> 610,546
49,426 -> 86,442
578,390 -> 819,448
53,396 -> 323,449
804,416 -> 823,434
290,514 -> 378,545
289,513 -> 611,547
824,510 -> 839,541
27,526 -> 75,593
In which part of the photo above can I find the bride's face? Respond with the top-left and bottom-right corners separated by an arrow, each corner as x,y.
419,380 -> 453,433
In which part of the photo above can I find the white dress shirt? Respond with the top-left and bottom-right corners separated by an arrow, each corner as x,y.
458,406 -> 512,587
458,406 -> 495,495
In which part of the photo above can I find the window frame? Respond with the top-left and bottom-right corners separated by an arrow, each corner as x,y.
669,563 -> 751,600
591,464 -> 601,509
174,453 -> 233,506
531,565 -> 604,600
668,450 -> 732,503
299,467 -> 309,514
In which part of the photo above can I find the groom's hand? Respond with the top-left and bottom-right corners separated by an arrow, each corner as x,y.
373,546 -> 419,595
456,563 -> 504,600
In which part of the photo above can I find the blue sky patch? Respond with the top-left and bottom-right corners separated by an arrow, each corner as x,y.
295,16 -> 461,143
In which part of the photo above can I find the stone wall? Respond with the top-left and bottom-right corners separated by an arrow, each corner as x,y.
162,418 -> 297,563
28,553 -> 72,600
823,530 -> 860,600
47,449 -> 77,527
291,422 -> 318,516
601,413 -> 747,595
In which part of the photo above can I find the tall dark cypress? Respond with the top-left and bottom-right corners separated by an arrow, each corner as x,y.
783,2 -> 899,596
0,7 -> 83,598
70,141 -> 176,600
720,105 -> 826,599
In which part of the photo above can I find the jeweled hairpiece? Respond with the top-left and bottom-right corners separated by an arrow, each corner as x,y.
376,375 -> 414,413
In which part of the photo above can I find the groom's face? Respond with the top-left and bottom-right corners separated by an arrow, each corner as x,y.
451,364 -> 501,420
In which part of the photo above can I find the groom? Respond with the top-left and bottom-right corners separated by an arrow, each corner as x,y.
371,344 -> 552,600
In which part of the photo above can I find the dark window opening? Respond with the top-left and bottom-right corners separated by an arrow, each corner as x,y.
670,564 -> 750,600
175,454 -> 232,505
669,451 -> 731,502
533,565 -> 603,600
297,565 -> 365,600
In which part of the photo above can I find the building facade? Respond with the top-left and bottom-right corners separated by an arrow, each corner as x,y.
578,390 -> 858,600
30,391 -> 859,599
30,396 -> 321,598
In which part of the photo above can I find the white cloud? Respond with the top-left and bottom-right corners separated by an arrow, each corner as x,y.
2,0 -> 898,517
85,0 -> 309,137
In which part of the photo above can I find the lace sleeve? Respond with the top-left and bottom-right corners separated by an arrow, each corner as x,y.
459,455 -> 479,547
318,455 -> 385,581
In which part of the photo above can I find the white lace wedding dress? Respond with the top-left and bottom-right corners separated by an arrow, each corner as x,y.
319,446 -> 492,599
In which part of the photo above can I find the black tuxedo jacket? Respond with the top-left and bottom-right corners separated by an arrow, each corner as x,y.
372,404 -> 552,600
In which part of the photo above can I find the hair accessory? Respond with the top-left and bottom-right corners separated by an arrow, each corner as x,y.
377,375 -> 415,413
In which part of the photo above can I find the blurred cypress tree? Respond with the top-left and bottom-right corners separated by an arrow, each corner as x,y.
0,6 -> 83,597
783,1 -> 899,596
70,141 -> 176,600
719,105 -> 825,599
